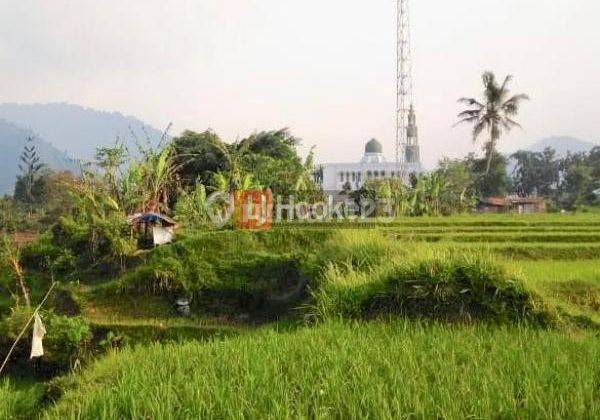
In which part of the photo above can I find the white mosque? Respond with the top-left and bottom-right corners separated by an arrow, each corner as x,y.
314,107 -> 423,192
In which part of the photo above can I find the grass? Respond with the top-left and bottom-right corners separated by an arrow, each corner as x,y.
395,232 -> 600,243
0,378 -> 45,420
516,260 -> 600,324
3,213 -> 600,418
466,243 -> 600,260
517,260 -> 600,286
84,224 -> 600,326
44,320 -> 600,419
311,247 -> 550,323
274,213 -> 600,228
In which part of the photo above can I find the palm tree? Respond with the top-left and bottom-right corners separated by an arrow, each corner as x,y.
455,71 -> 529,174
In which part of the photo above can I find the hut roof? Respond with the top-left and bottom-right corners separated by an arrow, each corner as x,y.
127,212 -> 177,226
478,197 -> 508,207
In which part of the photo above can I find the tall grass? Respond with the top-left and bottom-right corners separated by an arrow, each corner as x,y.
0,379 -> 44,420
44,320 -> 600,419
115,227 -> 595,323
311,247 -> 551,323
4,214 -> 600,418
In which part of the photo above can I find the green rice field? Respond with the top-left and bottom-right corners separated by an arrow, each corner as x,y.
44,321 -> 600,420
2,214 -> 600,419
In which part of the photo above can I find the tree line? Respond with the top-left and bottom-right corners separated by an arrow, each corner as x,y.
3,71 -> 599,233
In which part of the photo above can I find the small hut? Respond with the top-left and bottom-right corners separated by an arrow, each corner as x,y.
477,197 -> 509,213
509,196 -> 546,214
127,212 -> 177,246
477,196 -> 546,214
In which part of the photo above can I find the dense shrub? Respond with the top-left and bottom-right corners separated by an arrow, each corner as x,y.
0,308 -> 91,372
50,214 -> 136,269
116,230 -> 326,315
20,234 -> 77,274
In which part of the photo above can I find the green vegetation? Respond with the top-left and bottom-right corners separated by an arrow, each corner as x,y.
312,250 -> 548,323
517,260 -> 600,324
0,379 -> 44,420
45,321 -> 600,419
0,75 -> 598,417
1,215 -> 599,418
0,308 -> 91,372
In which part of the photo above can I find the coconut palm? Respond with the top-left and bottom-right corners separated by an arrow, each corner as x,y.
456,72 -> 529,174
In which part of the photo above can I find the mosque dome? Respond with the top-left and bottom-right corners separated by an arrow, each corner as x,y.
365,138 -> 383,154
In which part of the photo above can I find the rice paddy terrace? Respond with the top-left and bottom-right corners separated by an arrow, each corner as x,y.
2,214 -> 600,419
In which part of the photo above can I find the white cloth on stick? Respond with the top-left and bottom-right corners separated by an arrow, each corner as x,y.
30,313 -> 46,359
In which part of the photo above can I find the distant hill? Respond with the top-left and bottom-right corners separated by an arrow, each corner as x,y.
0,103 -> 164,161
0,119 -> 79,194
505,136 -> 598,176
526,136 -> 598,156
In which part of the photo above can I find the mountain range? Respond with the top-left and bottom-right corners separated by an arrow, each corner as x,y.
0,119 -> 79,194
0,103 -> 598,195
0,103 -> 164,194
0,103 -> 163,161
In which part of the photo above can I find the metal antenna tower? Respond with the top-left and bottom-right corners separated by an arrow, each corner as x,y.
395,0 -> 413,180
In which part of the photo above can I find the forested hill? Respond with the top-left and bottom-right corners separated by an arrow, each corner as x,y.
0,103 -> 164,161
0,119 -> 78,194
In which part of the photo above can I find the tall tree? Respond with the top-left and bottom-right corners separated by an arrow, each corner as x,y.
435,158 -> 476,214
456,72 -> 529,173
294,147 -> 323,202
239,128 -> 301,161
562,164 -> 592,208
588,146 -> 600,181
95,141 -> 127,200
172,130 -> 228,188
211,139 -> 259,193
465,152 -> 512,197
15,136 -> 45,204
238,129 -> 306,197
511,147 -> 559,197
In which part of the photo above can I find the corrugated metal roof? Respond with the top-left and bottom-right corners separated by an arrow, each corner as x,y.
127,212 -> 177,226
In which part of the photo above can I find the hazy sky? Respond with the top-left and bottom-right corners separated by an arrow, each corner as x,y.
1,0 -> 599,167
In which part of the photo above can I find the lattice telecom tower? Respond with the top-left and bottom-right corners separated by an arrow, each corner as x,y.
395,0 -> 420,179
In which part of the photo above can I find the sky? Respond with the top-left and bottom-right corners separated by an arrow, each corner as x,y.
1,0 -> 599,168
